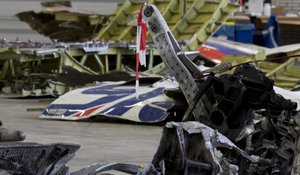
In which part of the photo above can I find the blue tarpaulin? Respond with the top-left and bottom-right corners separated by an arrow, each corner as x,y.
262,14 -> 280,48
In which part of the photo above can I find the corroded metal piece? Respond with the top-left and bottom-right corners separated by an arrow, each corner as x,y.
0,142 -> 80,175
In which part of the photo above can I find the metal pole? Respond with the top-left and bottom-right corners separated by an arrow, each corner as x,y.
94,54 -> 105,74
148,49 -> 154,70
105,55 -> 109,72
80,54 -> 88,65
116,49 -> 122,70
179,0 -> 187,18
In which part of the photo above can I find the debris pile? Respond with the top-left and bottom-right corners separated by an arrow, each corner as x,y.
151,64 -> 299,174
0,121 -> 80,175
140,4 -> 300,174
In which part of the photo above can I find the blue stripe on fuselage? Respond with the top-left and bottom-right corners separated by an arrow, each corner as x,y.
99,87 -> 165,116
138,104 -> 168,122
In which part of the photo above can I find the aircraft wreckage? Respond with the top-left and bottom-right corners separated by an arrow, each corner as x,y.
38,5 -> 300,123
1,3 -> 300,175
3,0 -> 239,97
16,0 -> 109,42
0,0 -> 298,98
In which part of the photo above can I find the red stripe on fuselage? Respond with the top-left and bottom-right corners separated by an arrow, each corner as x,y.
74,105 -> 103,117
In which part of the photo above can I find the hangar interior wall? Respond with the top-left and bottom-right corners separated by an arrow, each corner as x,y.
272,0 -> 300,15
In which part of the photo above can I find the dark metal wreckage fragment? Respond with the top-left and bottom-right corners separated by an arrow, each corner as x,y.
0,121 -> 80,175
0,142 -> 80,175
152,122 -> 272,175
